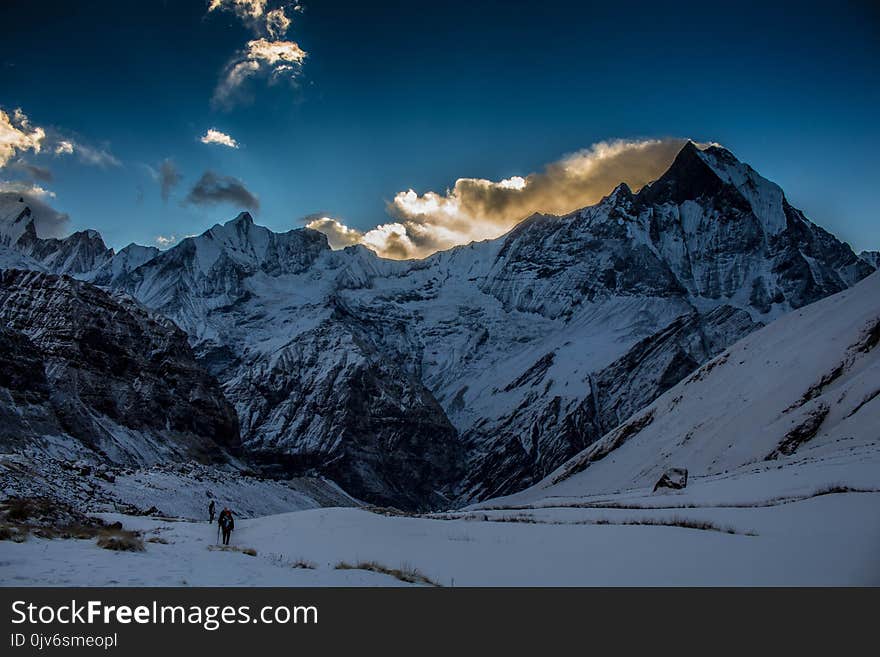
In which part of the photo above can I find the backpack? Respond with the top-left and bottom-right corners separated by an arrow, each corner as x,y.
219,511 -> 233,530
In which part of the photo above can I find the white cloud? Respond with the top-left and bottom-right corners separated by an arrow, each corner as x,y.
200,128 -> 240,149
0,179 -> 55,198
0,108 -> 46,168
155,234 -> 177,248
308,138 -> 693,259
304,217 -> 364,249
54,140 -> 74,155
52,137 -> 120,167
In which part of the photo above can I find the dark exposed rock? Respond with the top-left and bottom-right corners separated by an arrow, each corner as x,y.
766,403 -> 830,459
0,269 -> 240,464
653,467 -> 688,492
227,316 -> 462,511
550,410 -> 657,486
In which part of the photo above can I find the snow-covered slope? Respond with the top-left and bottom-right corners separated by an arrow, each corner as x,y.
0,143 -> 873,509
88,243 -> 160,286
0,453 -> 359,521
494,270 -> 880,505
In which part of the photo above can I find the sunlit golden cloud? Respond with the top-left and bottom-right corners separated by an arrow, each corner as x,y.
0,108 -> 46,168
213,38 -> 307,107
308,138 -> 691,259
2,107 -> 119,171
208,0 -> 268,21
266,7 -> 291,39
245,38 -> 306,65
304,217 -> 364,249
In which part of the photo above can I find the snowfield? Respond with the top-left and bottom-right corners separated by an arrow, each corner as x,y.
1,457 -> 878,586
1,217 -> 878,586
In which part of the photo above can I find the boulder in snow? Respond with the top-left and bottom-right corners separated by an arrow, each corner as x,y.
653,467 -> 688,492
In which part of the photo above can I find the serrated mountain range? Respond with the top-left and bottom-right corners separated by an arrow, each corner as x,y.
0,143 -> 874,509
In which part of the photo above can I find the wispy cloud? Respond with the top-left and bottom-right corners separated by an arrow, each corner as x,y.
7,159 -> 53,183
213,38 -> 307,107
208,2 -> 307,108
184,171 -> 259,211
51,135 -> 119,167
0,108 -> 46,168
67,141 -> 121,168
200,128 -> 240,149
308,138 -> 692,259
154,234 -> 177,248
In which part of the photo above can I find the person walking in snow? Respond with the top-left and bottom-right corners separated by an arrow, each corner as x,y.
208,499 -> 216,523
218,507 -> 234,545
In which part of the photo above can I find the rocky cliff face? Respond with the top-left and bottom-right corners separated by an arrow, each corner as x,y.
223,309 -> 462,510
0,143 -> 873,509
0,269 -> 239,465
456,304 -> 761,500
860,250 -> 880,270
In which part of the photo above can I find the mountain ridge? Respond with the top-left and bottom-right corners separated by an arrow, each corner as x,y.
0,143 -> 875,508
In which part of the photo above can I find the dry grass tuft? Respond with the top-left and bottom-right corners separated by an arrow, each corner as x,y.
0,523 -> 27,542
1,496 -> 116,543
208,544 -> 257,557
96,528 -> 144,552
335,561 -> 441,586
291,558 -> 317,569
813,483 -> 877,497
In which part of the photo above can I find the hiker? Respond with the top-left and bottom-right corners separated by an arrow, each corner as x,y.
218,507 -> 234,545
208,499 -> 215,523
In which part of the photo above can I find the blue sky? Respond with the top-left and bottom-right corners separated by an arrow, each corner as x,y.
0,0 -> 877,255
